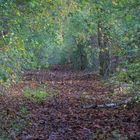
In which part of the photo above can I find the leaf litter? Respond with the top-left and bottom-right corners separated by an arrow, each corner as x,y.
0,69 -> 139,140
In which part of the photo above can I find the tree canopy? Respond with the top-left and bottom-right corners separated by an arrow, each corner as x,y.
0,0 -> 140,90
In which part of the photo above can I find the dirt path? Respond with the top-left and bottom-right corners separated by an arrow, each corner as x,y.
0,70 -> 139,140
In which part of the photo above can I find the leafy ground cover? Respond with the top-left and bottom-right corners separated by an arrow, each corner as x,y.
0,69 -> 140,140
23,86 -> 50,103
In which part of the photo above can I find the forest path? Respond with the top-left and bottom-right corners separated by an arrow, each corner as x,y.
0,69 -> 139,140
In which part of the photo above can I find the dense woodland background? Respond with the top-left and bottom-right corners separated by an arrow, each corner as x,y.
0,0 -> 140,99
0,0 -> 140,139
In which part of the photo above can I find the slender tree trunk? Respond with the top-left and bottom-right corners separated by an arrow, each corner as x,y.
77,43 -> 87,70
98,21 -> 110,78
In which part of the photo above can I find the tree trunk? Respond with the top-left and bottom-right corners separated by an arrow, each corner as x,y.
98,21 -> 110,78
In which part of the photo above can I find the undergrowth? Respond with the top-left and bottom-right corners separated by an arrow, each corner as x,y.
23,86 -> 50,102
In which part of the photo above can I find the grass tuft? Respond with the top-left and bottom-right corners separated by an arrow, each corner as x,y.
23,87 -> 49,102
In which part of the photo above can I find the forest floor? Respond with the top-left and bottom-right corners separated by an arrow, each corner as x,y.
0,68 -> 140,140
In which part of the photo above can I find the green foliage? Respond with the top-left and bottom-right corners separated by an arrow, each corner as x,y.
0,0 -> 140,101
0,135 -> 10,140
20,106 -> 29,115
10,119 -> 27,136
0,0 -> 50,82
23,87 -> 49,102
117,71 -> 128,82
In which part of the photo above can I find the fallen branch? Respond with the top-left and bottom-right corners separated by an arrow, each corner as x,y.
82,97 -> 133,109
